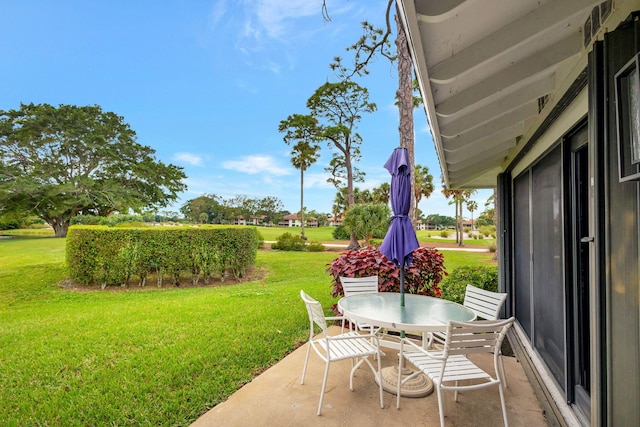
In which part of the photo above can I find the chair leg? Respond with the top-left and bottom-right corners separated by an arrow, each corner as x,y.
301,342 -> 311,385
454,380 -> 459,401
376,350 -> 384,409
396,340 -> 404,409
499,353 -> 508,388
498,383 -> 509,427
436,386 -> 446,427
317,360 -> 331,416
349,357 -> 367,390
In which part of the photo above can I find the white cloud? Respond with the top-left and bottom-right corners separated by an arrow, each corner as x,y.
174,152 -> 204,166
222,154 -> 291,176
209,0 -> 228,28
304,172 -> 334,189
251,0 -> 322,39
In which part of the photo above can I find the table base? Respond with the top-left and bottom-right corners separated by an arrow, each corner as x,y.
378,366 -> 433,397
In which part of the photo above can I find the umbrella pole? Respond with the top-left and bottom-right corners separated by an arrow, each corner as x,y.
400,263 -> 405,307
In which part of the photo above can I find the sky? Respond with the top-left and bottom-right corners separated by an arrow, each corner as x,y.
1,0 -> 492,220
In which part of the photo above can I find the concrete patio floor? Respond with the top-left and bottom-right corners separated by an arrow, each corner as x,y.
192,327 -> 549,427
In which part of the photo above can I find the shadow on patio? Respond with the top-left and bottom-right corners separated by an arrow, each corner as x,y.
192,326 -> 549,426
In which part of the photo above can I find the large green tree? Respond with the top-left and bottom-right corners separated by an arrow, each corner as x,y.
278,114 -> 321,240
180,194 -> 222,224
307,81 -> 376,249
0,103 -> 186,237
328,1 -> 421,224
255,196 -> 284,225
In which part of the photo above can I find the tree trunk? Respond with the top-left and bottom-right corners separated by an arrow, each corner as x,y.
50,218 -> 70,238
395,9 -> 416,226
493,187 -> 499,261
455,201 -> 460,244
345,143 -> 360,250
300,168 -> 306,240
459,200 -> 465,246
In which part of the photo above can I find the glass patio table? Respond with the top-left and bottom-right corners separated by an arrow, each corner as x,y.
338,292 -> 476,397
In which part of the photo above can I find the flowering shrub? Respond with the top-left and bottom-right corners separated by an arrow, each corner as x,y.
327,246 -> 446,299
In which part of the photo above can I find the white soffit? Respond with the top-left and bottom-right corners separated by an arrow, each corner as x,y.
400,0 -> 612,188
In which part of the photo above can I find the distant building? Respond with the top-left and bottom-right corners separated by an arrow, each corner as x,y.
278,214 -> 318,227
327,215 -> 344,227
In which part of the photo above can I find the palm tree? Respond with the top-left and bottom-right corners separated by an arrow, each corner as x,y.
290,141 -> 320,240
442,179 -> 474,246
278,114 -> 321,240
414,164 -> 434,209
466,200 -> 478,231
372,182 -> 390,204
333,186 -> 376,218
342,203 -> 391,243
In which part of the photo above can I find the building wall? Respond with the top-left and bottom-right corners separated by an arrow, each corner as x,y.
504,16 -> 640,426
598,21 -> 640,425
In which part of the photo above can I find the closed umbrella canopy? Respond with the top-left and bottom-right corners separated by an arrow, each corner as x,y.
379,147 -> 420,306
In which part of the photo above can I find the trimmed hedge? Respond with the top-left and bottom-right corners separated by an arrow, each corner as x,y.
66,226 -> 259,288
441,265 -> 498,305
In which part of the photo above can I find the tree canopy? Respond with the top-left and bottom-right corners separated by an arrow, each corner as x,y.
180,194 -> 285,225
307,81 -> 376,249
0,103 -> 186,237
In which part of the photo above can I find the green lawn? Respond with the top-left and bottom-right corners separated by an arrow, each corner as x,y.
257,226 -> 496,249
0,235 -> 494,426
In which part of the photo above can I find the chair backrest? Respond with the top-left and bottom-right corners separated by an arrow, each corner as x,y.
339,276 -> 379,297
444,317 -> 515,357
300,290 -> 328,331
463,284 -> 508,320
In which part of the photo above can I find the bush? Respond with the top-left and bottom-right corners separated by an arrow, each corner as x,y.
0,216 -> 23,230
327,246 -> 446,301
441,265 -> 498,305
70,215 -> 101,225
66,226 -> 259,288
487,241 -> 497,252
271,233 -> 325,252
478,225 -> 496,238
368,238 -> 383,247
305,241 -> 325,252
332,225 -> 350,240
439,230 -> 450,238
271,232 -> 306,251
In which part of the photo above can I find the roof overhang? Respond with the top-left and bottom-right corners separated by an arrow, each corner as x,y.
397,0 -> 627,189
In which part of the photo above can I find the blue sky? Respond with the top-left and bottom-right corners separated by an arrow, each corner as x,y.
1,0 -> 492,219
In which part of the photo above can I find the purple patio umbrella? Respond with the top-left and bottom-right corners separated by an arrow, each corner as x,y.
379,146 -> 420,307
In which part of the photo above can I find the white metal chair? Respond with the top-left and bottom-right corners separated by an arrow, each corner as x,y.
430,284 -> 509,386
339,276 -> 380,334
463,284 -> 508,320
397,317 -> 515,427
299,290 -> 384,415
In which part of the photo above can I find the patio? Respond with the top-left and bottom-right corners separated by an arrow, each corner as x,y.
192,326 -> 548,426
